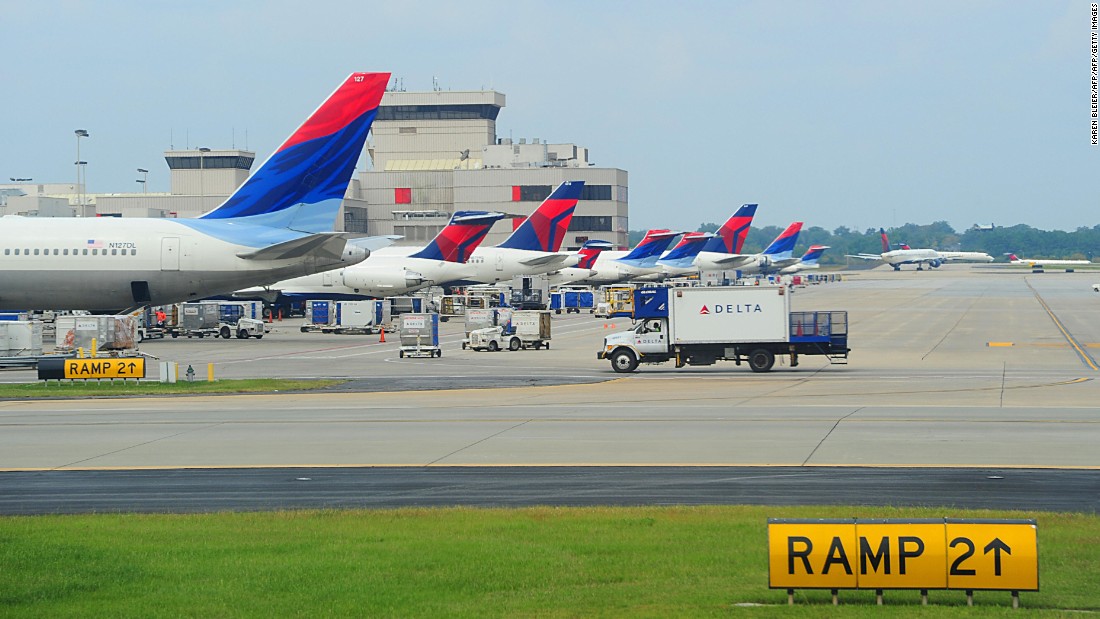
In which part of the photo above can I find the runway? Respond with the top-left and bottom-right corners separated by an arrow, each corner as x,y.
1,267 -> 1098,514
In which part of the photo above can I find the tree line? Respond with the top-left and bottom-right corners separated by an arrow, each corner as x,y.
627,222 -> 1099,264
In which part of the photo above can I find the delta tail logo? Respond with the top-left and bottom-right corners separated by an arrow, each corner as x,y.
699,305 -> 710,315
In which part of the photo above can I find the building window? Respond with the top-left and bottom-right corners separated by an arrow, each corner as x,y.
516,185 -> 552,202
377,104 -> 501,122
398,127 -> 417,134
580,185 -> 613,201
395,188 -> 412,204
568,216 -> 613,232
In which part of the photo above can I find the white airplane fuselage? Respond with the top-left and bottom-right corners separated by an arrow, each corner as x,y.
260,247 -> 478,298
0,216 -> 365,311
459,247 -> 576,284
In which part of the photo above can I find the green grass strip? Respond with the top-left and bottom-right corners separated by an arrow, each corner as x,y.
0,378 -> 346,398
0,505 -> 1096,617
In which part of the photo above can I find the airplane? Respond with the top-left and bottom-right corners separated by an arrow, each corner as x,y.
236,210 -> 506,301
457,181 -> 588,285
647,232 -> 716,279
544,239 -> 615,286
1007,253 -> 1092,266
899,244 -> 992,264
778,245 -> 829,274
0,72 -> 392,312
695,221 -> 804,275
687,204 -> 759,271
848,228 -> 943,271
576,229 -> 683,285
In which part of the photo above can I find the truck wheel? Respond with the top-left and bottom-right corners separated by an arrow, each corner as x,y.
488,340 -> 499,352
300,327 -> 309,333
611,349 -> 638,373
220,326 -> 231,339
748,348 -> 775,373
509,337 -> 521,351
255,334 -> 263,339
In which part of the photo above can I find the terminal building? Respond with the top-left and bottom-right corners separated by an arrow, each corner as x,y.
1,86 -> 630,250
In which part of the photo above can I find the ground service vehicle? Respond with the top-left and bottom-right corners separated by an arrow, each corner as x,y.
462,307 -> 512,349
597,286 -> 848,373
180,301 -> 265,339
468,309 -> 551,351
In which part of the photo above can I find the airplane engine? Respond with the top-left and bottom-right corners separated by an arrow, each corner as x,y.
929,259 -> 942,268
342,268 -> 425,293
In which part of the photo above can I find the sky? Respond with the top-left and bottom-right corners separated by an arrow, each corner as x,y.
1,1 -> 1096,233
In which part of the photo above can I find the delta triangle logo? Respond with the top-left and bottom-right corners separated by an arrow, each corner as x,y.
699,305 -> 710,315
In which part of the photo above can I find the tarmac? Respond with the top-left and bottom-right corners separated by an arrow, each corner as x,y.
1,265 -> 1098,513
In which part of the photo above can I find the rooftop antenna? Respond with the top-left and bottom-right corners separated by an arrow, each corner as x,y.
433,76 -> 440,92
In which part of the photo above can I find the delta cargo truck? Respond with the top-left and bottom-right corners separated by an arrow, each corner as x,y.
597,286 -> 848,373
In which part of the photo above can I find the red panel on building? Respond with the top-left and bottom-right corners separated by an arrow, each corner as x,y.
512,186 -> 521,201
395,188 -> 412,204
512,216 -> 527,231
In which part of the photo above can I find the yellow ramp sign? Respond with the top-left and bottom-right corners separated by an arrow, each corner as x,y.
946,519 -> 1038,592
768,518 -> 1038,592
38,357 -> 146,380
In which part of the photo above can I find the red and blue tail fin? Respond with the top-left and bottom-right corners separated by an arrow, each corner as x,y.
761,222 -> 803,259
199,72 -> 389,233
497,181 -> 585,252
799,244 -> 829,265
879,228 -> 891,253
410,211 -> 505,263
701,203 -> 757,254
618,229 -> 682,267
575,239 -> 614,269
658,232 -> 714,268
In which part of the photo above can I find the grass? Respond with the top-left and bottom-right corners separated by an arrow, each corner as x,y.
0,505 -> 1096,617
0,378 -> 345,398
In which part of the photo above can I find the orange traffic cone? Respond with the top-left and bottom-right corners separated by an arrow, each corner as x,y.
379,329 -> 386,343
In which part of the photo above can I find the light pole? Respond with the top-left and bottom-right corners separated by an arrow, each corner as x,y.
136,168 -> 148,193
198,147 -> 210,209
75,129 -> 89,215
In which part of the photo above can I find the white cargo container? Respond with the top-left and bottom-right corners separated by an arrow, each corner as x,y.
333,300 -> 390,334
668,286 -> 789,344
0,321 -> 43,357
512,310 -> 551,349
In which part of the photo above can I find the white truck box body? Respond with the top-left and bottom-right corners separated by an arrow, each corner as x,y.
670,286 -> 789,345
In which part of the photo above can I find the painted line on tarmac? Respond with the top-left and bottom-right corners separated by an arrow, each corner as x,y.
1027,280 -> 1099,371
4,463 -> 1100,472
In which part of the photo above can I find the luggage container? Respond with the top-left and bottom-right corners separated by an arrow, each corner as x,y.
332,300 -> 390,334
55,315 -> 137,350
302,300 -> 336,332
0,321 -> 43,357
398,313 -> 441,358
513,310 -> 552,349
551,287 -> 596,314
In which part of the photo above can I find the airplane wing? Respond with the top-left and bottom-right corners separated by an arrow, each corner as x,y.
519,253 -> 570,268
845,254 -> 883,261
347,235 -> 402,251
237,233 -> 351,261
710,254 -> 753,267
770,258 -> 802,269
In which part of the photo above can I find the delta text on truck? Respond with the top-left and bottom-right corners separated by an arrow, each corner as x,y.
597,285 -> 849,373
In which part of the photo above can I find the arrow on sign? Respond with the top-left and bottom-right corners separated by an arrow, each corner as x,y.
984,538 -> 1012,576
127,362 -> 137,373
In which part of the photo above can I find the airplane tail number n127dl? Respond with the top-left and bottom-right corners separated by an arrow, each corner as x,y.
0,72 -> 392,313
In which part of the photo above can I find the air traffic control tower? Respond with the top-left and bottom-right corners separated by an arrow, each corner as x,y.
358,86 -> 629,249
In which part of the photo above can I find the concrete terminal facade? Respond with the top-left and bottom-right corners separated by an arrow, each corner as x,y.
2,87 -> 629,250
